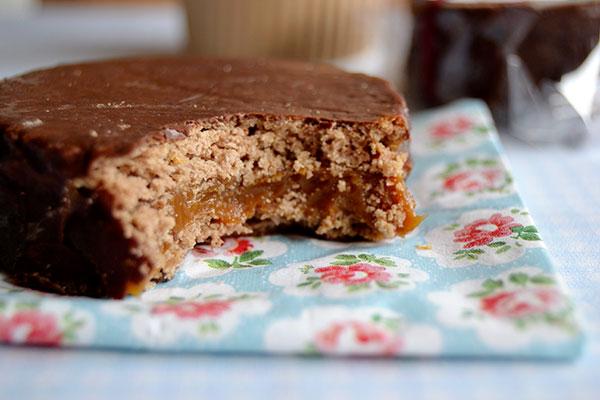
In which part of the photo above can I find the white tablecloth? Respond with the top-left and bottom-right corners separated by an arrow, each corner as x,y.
1,5 -> 598,399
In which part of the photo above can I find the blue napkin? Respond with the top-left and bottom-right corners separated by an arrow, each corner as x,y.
0,100 -> 583,358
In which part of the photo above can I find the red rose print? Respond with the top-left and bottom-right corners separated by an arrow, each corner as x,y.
481,169 -> 501,182
0,310 -> 63,346
481,288 -> 563,319
227,239 -> 253,255
314,321 -> 402,355
315,263 -> 392,286
454,213 -> 521,248
444,171 -> 482,192
193,239 -> 253,257
431,116 -> 473,139
152,300 -> 232,319
443,169 -> 502,192
455,116 -> 473,131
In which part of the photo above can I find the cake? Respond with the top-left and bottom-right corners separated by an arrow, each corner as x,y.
0,57 -> 420,298
407,0 -> 600,122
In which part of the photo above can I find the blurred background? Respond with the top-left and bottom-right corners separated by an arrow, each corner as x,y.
0,0 -> 411,85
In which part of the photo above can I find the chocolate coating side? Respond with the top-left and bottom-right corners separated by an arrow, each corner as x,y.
0,132 -> 146,297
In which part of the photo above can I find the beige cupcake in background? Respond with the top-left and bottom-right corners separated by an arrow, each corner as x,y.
184,0 -> 394,60
184,0 -> 412,88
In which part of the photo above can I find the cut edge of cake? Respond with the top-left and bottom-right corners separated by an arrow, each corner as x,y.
75,112 -> 420,297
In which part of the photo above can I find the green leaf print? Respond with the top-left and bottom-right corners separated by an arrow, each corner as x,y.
444,223 -> 460,231
62,312 -> 85,342
453,248 -> 484,260
520,233 -> 541,241
248,259 -> 271,266
496,245 -> 511,254
511,225 -> 540,240
335,254 -> 358,262
469,278 -> 505,297
334,254 -> 359,265
468,289 -> 494,298
300,265 -> 313,274
305,343 -> 320,355
439,163 -> 460,179
482,279 -> 503,290
206,250 -> 271,270
357,254 -> 376,262
239,250 -> 263,262
205,259 -> 231,269
376,281 -> 401,289
509,272 -> 529,286
487,241 -> 506,248
474,125 -> 489,134
198,321 -> 219,335
530,275 -> 555,285
374,257 -> 396,267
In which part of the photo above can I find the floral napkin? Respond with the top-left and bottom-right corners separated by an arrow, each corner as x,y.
0,100 -> 583,358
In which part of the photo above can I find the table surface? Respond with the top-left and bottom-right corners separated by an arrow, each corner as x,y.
0,5 -> 599,400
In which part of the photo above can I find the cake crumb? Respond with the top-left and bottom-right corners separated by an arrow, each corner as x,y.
337,180 -> 347,192
89,130 -> 98,137
22,118 -> 43,128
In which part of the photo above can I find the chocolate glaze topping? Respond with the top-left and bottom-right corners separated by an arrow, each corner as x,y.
0,57 -> 407,176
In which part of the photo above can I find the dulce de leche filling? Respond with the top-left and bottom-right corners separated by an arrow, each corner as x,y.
171,171 -> 422,244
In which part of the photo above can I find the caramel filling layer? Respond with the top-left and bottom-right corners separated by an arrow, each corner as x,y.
171,172 -> 422,243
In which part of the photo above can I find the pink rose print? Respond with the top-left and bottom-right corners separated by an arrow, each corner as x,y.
315,263 -> 392,286
0,310 -> 63,346
481,288 -> 563,319
192,238 -> 254,257
443,169 -> 502,192
454,213 -> 521,249
431,268 -> 578,348
314,321 -> 402,355
152,300 -> 232,319
280,253 -> 421,296
431,116 -> 473,139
